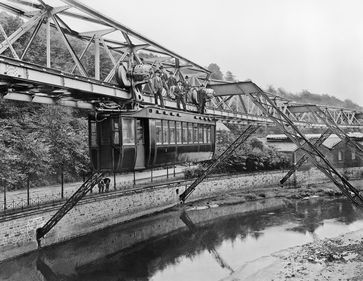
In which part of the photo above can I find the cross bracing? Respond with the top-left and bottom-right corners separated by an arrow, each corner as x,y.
0,0 -> 362,129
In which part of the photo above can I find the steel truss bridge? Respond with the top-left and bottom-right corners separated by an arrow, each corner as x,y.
0,0 -> 363,245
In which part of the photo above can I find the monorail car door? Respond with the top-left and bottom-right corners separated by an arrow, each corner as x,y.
135,118 -> 146,169
99,117 -> 112,170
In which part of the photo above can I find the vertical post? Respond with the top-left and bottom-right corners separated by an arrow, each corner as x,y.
167,166 -> 169,179
133,170 -> 136,186
61,168 -> 64,199
27,176 -> 30,206
95,36 -> 100,80
46,17 -> 51,68
174,165 -> 176,177
114,172 -> 116,190
151,168 -> 153,183
3,184 -> 6,212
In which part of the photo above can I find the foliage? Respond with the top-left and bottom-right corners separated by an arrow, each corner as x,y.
214,130 -> 290,173
266,86 -> 363,110
224,70 -> 236,82
0,98 -> 89,190
207,63 -> 224,80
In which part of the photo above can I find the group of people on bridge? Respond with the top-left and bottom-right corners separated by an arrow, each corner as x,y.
148,65 -> 211,113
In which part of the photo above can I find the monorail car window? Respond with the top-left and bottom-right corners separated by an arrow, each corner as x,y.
193,123 -> 198,143
198,124 -> 203,143
162,120 -> 169,144
182,122 -> 188,144
207,126 -> 211,143
176,121 -> 182,144
156,120 -> 162,144
112,119 -> 120,145
170,121 -> 176,144
90,121 -> 97,147
122,118 -> 135,145
187,123 -> 193,143
136,119 -> 144,144
203,125 -> 208,143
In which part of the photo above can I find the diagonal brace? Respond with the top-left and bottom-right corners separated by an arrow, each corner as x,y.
179,125 -> 259,203
280,128 -> 332,184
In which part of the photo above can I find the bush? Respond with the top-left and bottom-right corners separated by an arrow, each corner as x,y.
184,166 -> 205,179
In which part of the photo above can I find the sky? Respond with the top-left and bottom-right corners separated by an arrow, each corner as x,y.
20,0 -> 363,105
82,0 -> 363,105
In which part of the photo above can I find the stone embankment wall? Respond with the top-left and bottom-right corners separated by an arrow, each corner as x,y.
0,166 -> 361,262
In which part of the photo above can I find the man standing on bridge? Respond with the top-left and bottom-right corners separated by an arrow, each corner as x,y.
150,69 -> 165,107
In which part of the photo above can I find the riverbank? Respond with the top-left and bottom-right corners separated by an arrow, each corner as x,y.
0,167 -> 362,265
191,179 -> 363,281
223,228 -> 363,281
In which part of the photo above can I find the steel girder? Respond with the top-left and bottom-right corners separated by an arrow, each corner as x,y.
248,90 -> 363,207
208,82 -> 363,128
0,2 -> 362,128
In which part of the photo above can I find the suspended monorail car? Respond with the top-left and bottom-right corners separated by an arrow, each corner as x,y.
89,106 -> 216,172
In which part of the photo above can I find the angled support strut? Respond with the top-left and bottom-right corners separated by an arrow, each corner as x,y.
179,125 -> 259,203
36,172 -> 104,247
280,128 -> 332,185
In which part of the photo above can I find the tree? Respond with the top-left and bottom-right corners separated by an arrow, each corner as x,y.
225,70 -> 236,82
207,63 -> 223,80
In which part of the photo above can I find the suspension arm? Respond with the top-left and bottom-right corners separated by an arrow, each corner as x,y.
36,172 -> 104,247
179,125 -> 259,203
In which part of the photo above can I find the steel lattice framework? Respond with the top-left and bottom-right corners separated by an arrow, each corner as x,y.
0,0 -> 362,128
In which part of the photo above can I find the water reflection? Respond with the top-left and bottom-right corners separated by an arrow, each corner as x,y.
1,198 -> 363,281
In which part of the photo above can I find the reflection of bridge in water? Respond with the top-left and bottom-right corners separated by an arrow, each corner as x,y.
1,0 -> 363,245
1,198 -> 361,281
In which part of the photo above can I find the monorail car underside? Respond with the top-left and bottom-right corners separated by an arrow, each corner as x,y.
89,106 -> 216,172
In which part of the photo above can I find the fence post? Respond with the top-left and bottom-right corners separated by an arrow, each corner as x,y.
61,169 -> 64,199
167,166 -> 169,179
114,172 -> 117,190
3,185 -> 6,212
27,177 -> 30,206
133,170 -> 136,186
174,165 -> 176,177
151,168 -> 153,183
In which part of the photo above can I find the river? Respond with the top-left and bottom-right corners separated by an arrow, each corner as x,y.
1,197 -> 363,281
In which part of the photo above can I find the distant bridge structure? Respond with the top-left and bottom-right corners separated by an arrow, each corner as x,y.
1,0 -> 363,246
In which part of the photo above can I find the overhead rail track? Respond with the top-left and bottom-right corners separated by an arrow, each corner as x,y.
0,1 -> 362,128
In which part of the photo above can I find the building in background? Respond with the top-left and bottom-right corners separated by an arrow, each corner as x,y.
265,133 -> 363,169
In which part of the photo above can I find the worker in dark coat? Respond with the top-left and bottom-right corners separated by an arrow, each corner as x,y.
159,65 -> 169,94
150,69 -> 165,107
167,72 -> 177,88
98,179 -> 104,193
104,177 -> 111,192
174,80 -> 186,110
